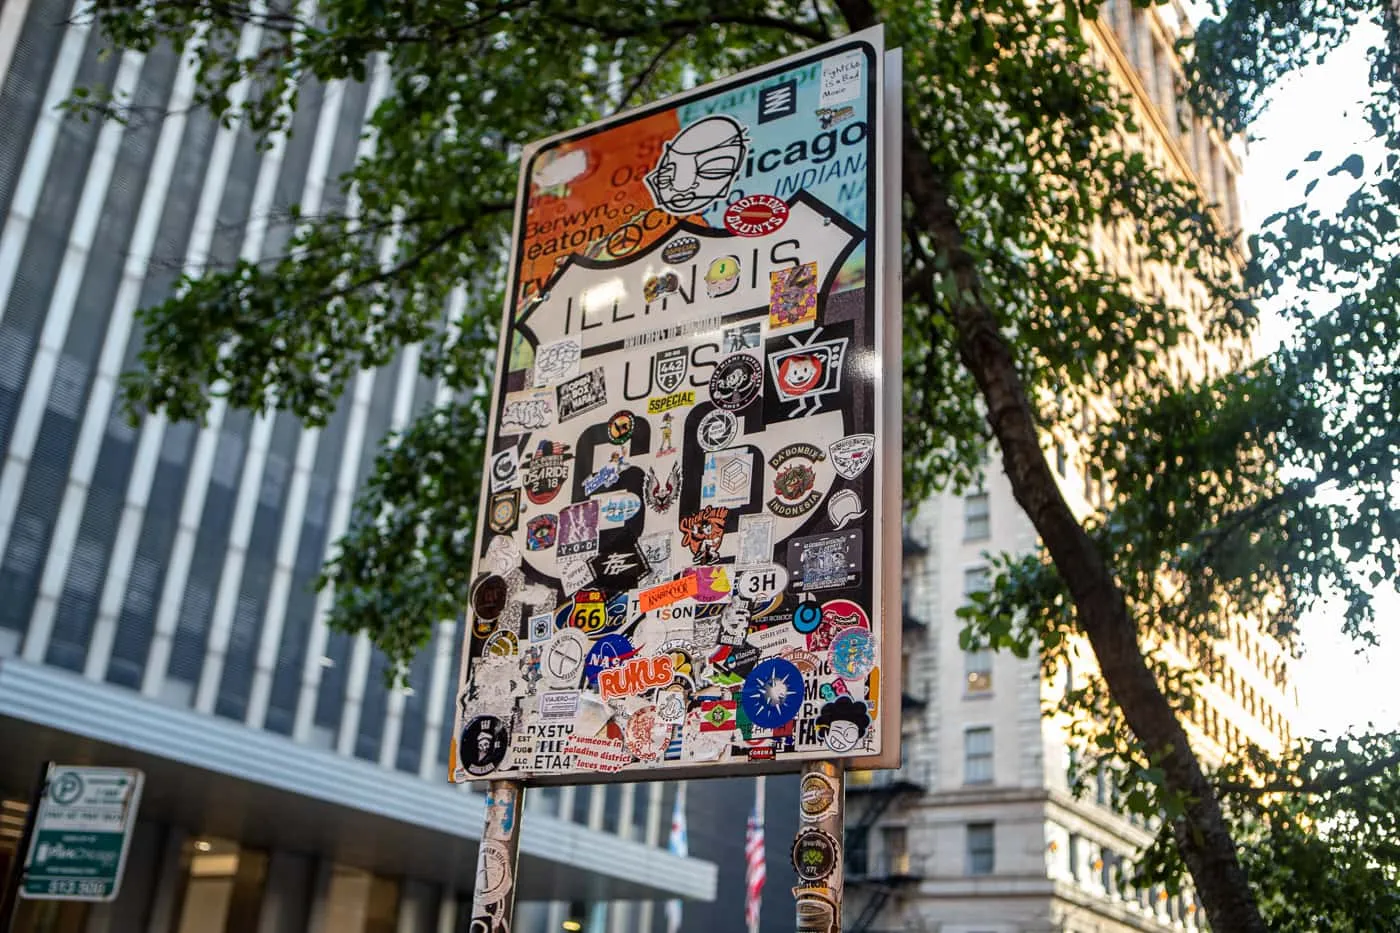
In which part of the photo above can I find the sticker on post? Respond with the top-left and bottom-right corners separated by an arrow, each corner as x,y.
533,337 -> 582,387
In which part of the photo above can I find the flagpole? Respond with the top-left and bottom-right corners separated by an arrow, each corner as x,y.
666,781 -> 689,933
794,760 -> 844,933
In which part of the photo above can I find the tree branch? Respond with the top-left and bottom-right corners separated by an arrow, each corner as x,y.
613,33 -> 685,114
1219,749 -> 1400,797
552,12 -> 830,44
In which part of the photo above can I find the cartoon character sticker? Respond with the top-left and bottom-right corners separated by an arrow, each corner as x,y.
644,116 -> 748,216
705,255 -> 742,297
769,261 -> 819,330
679,506 -> 729,564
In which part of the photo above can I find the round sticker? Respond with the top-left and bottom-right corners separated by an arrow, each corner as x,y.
741,657 -> 805,729
697,409 -> 738,451
624,705 -> 668,760
724,194 -> 790,237
484,630 -> 519,658
793,602 -> 823,634
709,355 -> 762,411
607,410 -> 636,445
544,628 -> 590,685
472,574 -> 509,622
460,715 -> 510,777
800,771 -> 838,822
776,352 -> 825,395
791,828 -> 839,883
829,627 -> 876,679
662,236 -> 701,264
584,633 -> 639,686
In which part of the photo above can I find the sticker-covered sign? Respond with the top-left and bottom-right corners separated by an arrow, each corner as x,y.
453,27 -> 899,785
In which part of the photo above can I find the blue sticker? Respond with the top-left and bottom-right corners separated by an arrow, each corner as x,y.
584,634 -> 638,687
793,602 -> 822,634
742,657 -> 805,729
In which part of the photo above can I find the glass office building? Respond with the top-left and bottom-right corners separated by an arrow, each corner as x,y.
0,3 -> 716,930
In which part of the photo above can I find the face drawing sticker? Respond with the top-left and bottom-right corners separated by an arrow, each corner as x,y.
710,354 -> 763,411
705,255 -> 742,297
645,116 -> 748,216
679,505 -> 729,564
767,327 -> 849,416
461,715 -> 510,776
816,696 -> 871,753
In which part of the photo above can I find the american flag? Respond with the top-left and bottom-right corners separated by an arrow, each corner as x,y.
665,783 -> 688,933
745,776 -> 767,933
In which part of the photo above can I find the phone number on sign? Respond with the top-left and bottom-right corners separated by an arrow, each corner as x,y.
38,879 -> 109,897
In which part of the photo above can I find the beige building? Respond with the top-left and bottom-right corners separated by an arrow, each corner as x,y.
844,4 -> 1297,932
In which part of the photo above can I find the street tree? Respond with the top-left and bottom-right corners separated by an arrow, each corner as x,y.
72,0 -> 1400,929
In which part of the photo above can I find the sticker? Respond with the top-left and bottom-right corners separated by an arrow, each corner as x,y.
475,842 -> 514,904
544,629 -> 590,686
526,514 -> 558,550
660,640 -> 699,687
642,462 -> 681,514
758,79 -> 798,123
794,889 -> 837,933
809,598 -> 871,652
655,410 -> 678,456
647,390 -> 695,418
829,627 -> 876,679
539,690 -> 581,720
638,531 -> 673,585
625,705 -> 669,760
724,194 -> 790,237
816,105 -> 855,128
656,685 -> 688,724
533,337 -> 582,387
558,558 -> 595,596
582,450 -> 628,495
817,696 -> 870,752
747,624 -> 799,653
702,448 -> 754,509
607,411 -> 636,445
793,602 -> 823,634
567,588 -> 610,636
705,255 -> 742,297
487,489 -> 520,533
709,354 -> 763,411
679,506 -> 728,564
737,514 -> 775,566
599,654 -> 675,700
529,613 -> 553,642
557,367 -> 608,421
489,448 -> 519,492
734,563 -> 788,602
653,347 -> 690,395
684,564 -> 732,602
742,658 -> 805,728
820,47 -> 864,107
662,236 -> 701,264
644,116 -> 748,216
485,784 -> 520,839
718,599 -> 750,646
564,734 -> 631,772
792,828 -> 839,883
472,575 -> 509,622
484,630 -> 518,658
828,434 -> 875,480
500,387 -> 556,433
522,440 -> 573,505
768,443 -> 826,518
789,532 -> 861,591
558,500 -> 600,557
606,223 -> 645,256
644,271 -> 681,303
800,771 -> 839,822
698,698 -> 737,731
721,322 -> 762,354
584,633 -> 639,686
483,535 -> 522,575
461,715 -> 510,776
768,328 -> 848,415
639,575 -> 699,613
826,488 -> 866,530
697,409 -> 738,451
769,261 -> 819,330
589,539 -> 651,592
597,492 -> 642,524
782,648 -> 822,673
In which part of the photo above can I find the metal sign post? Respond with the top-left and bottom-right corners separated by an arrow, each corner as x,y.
468,780 -> 526,932
794,761 -> 845,932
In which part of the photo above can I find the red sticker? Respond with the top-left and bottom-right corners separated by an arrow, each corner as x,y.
724,194 -> 790,237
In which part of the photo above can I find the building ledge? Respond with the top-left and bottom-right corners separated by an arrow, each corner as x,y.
0,658 -> 716,902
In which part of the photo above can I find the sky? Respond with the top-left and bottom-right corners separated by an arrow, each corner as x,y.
1235,17 -> 1400,737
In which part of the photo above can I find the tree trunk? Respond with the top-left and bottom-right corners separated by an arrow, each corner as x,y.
828,2 -> 1273,930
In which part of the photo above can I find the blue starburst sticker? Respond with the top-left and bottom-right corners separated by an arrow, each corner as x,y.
741,657 -> 805,729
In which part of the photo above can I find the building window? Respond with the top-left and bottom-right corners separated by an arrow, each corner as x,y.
965,650 -> 993,695
881,825 -> 910,876
967,822 -> 995,876
963,565 -> 990,595
964,727 -> 993,784
963,492 -> 990,541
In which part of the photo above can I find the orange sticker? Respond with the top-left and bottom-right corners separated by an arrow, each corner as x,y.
639,575 -> 700,613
